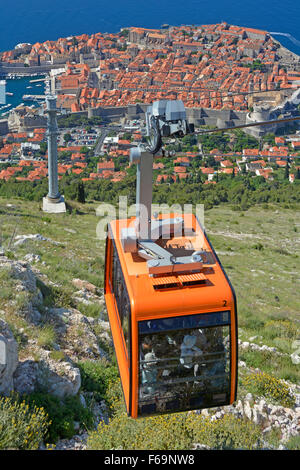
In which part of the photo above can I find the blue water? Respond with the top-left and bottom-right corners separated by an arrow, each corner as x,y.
0,0 -> 300,55
0,76 -> 46,116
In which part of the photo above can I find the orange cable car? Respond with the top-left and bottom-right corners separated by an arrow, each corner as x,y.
104,100 -> 238,418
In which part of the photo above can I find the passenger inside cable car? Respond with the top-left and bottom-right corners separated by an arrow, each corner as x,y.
138,312 -> 231,416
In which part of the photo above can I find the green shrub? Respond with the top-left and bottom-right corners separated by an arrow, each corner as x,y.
36,279 -> 75,309
252,242 -> 264,251
4,251 -> 15,260
186,414 -> 263,450
242,371 -> 295,407
49,350 -> 66,362
36,278 -> 53,306
87,379 -> 264,450
77,302 -> 101,319
37,325 -> 57,349
285,435 -> 300,450
264,319 -> 298,341
24,393 -> 94,443
78,359 -> 119,401
0,396 -> 49,450
239,349 -> 299,384
88,411 -> 192,450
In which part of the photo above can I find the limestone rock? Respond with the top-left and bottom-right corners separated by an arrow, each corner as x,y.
245,393 -> 254,403
252,407 -> 264,426
192,443 -> 211,450
45,433 -> 88,451
13,359 -> 38,394
14,233 -> 61,247
23,253 -> 41,264
50,307 -> 109,361
72,278 -> 98,294
243,400 -> 252,420
291,352 -> 300,365
36,354 -> 81,399
72,288 -> 105,310
0,257 -> 43,324
0,257 -> 36,293
0,319 -> 18,395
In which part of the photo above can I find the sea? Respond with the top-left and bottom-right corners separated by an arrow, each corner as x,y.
0,76 -> 46,116
0,0 -> 300,114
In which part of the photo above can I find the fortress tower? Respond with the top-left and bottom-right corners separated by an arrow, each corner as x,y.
245,104 -> 277,138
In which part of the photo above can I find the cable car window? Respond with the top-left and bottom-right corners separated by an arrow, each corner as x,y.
111,244 -> 130,354
138,312 -> 231,416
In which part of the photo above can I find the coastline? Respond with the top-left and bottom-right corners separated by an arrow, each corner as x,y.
0,25 -> 300,117
0,75 -> 46,117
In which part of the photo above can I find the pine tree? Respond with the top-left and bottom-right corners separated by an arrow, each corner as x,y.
77,182 -> 85,203
284,164 -> 289,180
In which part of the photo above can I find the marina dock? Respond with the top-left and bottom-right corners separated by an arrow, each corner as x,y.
29,78 -> 46,83
22,94 -> 46,101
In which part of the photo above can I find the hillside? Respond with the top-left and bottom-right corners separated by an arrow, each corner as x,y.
0,197 -> 299,450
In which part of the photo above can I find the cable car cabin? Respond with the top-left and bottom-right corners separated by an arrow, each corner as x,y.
104,213 -> 237,418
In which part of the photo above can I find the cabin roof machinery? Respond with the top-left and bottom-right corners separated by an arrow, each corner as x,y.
120,100 -> 207,277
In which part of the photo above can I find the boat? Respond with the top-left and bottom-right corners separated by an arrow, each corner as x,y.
6,92 -> 13,96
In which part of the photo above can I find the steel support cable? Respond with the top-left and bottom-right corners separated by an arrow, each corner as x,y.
192,115 -> 300,135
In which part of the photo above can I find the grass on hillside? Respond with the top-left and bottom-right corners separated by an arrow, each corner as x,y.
0,198 -> 105,305
0,198 -> 299,388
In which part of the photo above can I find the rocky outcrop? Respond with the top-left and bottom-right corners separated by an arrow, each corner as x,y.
71,282 -> 105,311
12,351 -> 81,399
40,433 -> 89,451
0,319 -> 18,395
13,359 -> 38,395
72,279 -> 99,295
23,253 -> 41,264
200,393 -> 300,446
36,353 -> 81,399
0,257 -> 108,399
0,256 -> 43,324
239,339 -> 281,355
14,233 -> 61,247
49,307 -> 110,361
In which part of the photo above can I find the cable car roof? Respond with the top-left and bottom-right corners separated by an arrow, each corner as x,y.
109,213 -> 234,321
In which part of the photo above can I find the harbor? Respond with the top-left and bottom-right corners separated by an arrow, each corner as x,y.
0,75 -> 46,116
